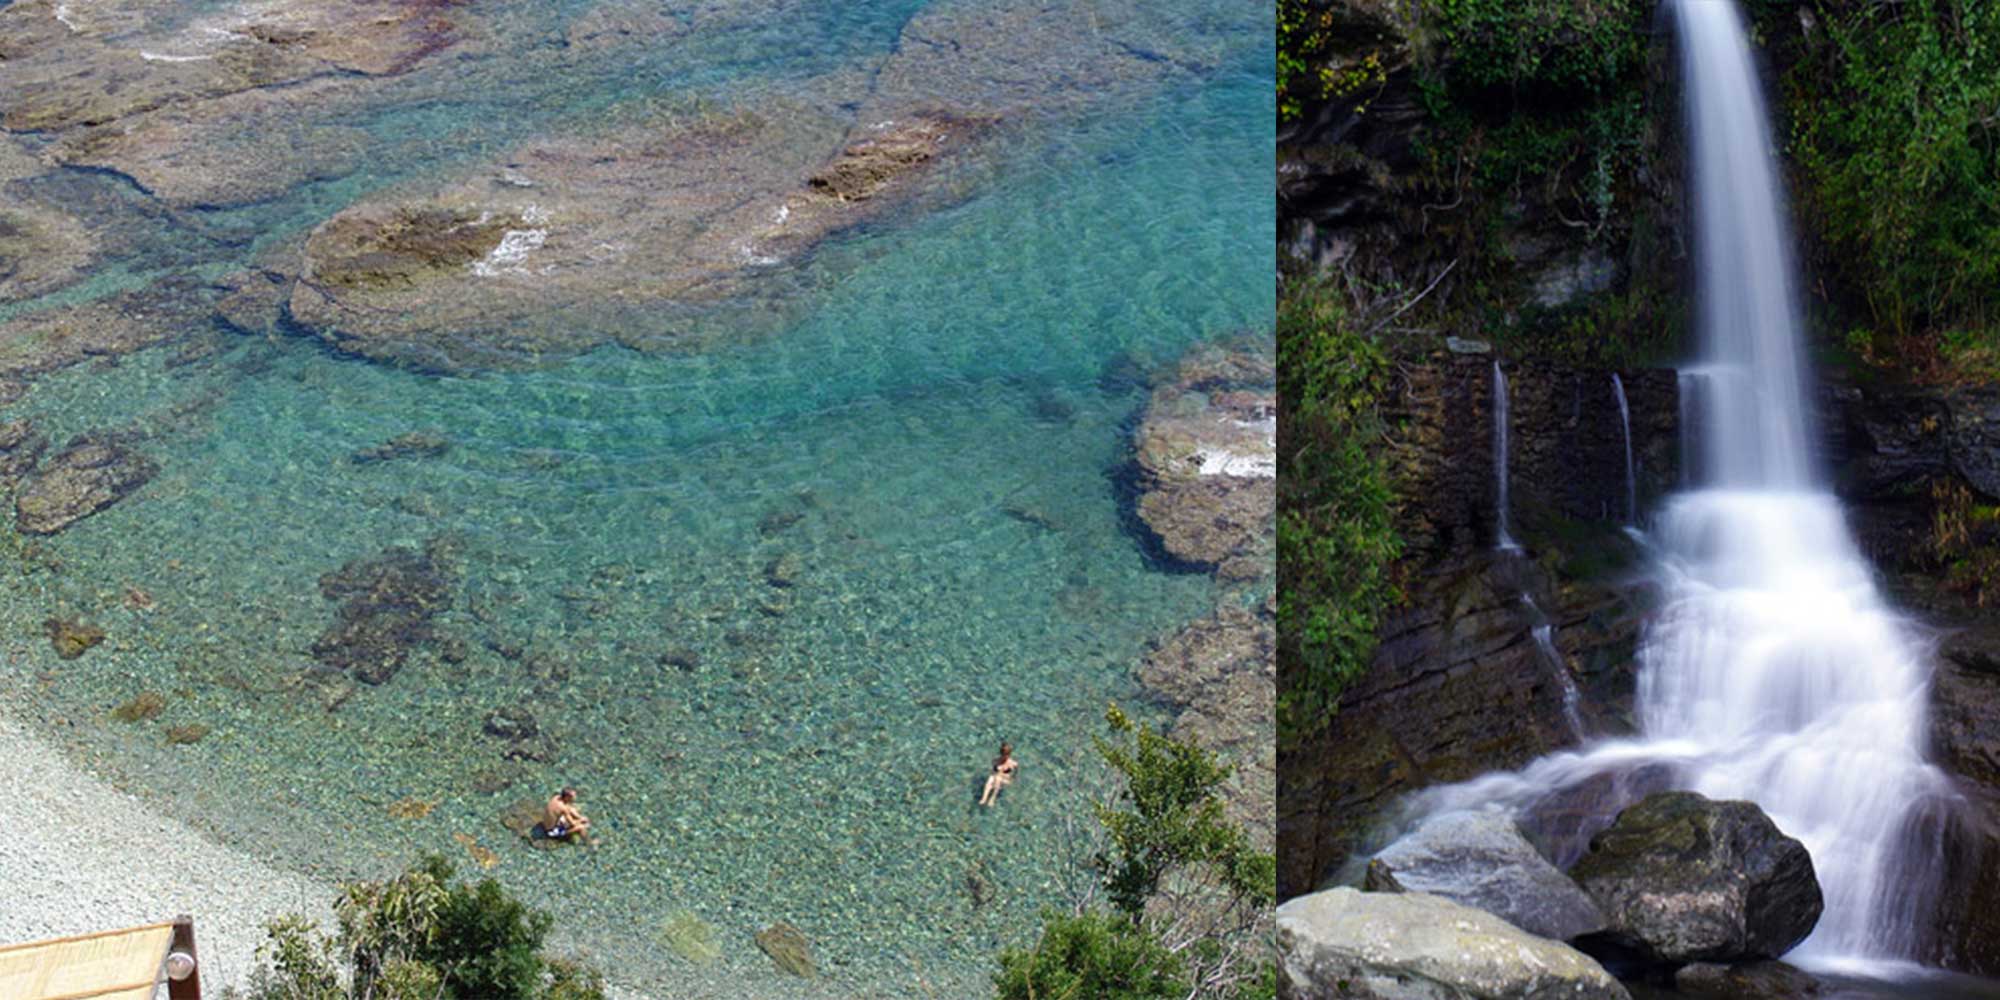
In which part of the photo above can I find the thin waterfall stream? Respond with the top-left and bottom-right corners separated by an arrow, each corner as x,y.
1415,0 -> 1949,974
1494,360 -> 1517,551
1612,373 -> 1635,524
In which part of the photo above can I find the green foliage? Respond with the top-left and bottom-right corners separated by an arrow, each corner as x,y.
995,707 -> 1276,1000
423,862 -> 555,1000
1790,0 -> 2000,358
1276,279 -> 1400,744
241,855 -> 601,1000
1092,704 -> 1277,918
994,911 -> 1189,1000
1431,0 -> 1643,95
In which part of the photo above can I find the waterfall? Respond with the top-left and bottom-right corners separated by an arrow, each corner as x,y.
1493,361 -> 1518,550
1412,0 -> 1947,974
1611,374 -> 1635,524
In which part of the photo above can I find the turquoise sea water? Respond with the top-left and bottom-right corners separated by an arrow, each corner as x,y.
0,1 -> 1273,995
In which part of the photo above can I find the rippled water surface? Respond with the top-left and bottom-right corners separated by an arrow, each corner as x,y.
0,0 -> 1272,995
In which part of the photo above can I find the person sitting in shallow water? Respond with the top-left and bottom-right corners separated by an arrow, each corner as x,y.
544,786 -> 592,842
979,742 -> 1019,807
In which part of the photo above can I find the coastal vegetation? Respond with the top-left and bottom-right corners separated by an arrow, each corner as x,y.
995,706 -> 1275,1000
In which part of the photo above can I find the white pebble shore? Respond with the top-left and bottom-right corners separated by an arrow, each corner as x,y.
0,712 -> 335,997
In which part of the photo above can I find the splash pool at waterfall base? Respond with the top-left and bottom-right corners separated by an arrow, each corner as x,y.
1627,968 -> 2000,1000
0,0 -> 1273,996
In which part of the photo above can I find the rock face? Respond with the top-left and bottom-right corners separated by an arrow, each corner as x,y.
16,435 -> 157,534
1570,792 -> 1823,966
1363,809 -> 1607,942
1276,887 -> 1629,1000
1131,346 -> 1275,575
310,542 -> 456,684
1277,356 -> 1674,898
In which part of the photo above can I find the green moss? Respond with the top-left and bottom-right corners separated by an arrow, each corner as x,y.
1277,279 -> 1402,746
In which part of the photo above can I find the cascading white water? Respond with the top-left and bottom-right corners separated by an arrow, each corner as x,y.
1414,0 -> 1949,973
1611,374 -> 1635,524
1494,361 -> 1518,550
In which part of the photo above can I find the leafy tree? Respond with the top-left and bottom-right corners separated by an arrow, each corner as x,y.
995,911 -> 1188,1000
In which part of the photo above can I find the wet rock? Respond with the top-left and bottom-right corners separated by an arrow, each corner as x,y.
764,552 -> 803,588
435,636 -> 469,664
659,648 -> 700,672
497,795 -> 568,850
482,706 -> 538,741
1138,601 -> 1275,849
0,282 -> 216,383
1000,501 -> 1061,533
1130,346 -> 1274,572
659,911 -> 721,964
1515,762 -> 1679,870
45,617 -> 105,659
1276,888 -> 1629,1000
310,542 -> 455,684
111,691 -> 166,722
164,723 -> 209,745
757,508 -> 804,537
16,435 -> 157,534
754,921 -> 816,979
1364,809 -> 1606,942
351,431 -> 451,465
1674,960 -> 1822,999
502,733 -> 559,763
1571,791 -> 1823,966
0,203 -> 95,302
0,420 -> 49,486
0,0 -> 468,134
469,764 -> 525,795
213,269 -> 295,336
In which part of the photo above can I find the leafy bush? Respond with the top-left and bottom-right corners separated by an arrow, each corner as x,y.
1432,0 -> 1643,96
996,706 -> 1275,1000
1789,0 -> 2000,363
239,855 -> 600,1000
1277,279 -> 1401,745
995,911 -> 1188,1000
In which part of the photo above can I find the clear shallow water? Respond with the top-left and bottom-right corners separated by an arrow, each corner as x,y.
0,2 -> 1273,995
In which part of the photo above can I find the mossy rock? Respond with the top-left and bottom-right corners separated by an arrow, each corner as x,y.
755,921 -> 815,979
659,911 -> 721,965
45,617 -> 105,659
111,691 -> 165,722
164,724 -> 209,745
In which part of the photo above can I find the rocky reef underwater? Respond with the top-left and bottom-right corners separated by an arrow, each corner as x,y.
0,0 -> 1273,995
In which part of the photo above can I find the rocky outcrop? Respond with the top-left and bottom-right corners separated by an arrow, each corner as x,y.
1363,809 -> 1607,942
0,0 -> 466,133
0,203 -> 95,301
310,541 -> 456,684
1276,887 -> 1629,1000
1131,347 -> 1275,576
1278,354 -> 1674,897
0,280 -> 217,381
1569,792 -> 1823,967
1139,599 -> 1275,850
16,435 -> 157,534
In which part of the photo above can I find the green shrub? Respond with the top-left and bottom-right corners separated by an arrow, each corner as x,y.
1432,0 -> 1643,96
1789,0 -> 2000,359
422,864 -> 554,1000
995,911 -> 1188,1000
1276,280 -> 1401,744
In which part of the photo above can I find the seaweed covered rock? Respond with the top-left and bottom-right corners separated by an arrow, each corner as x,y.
310,540 -> 456,684
16,435 -> 157,534
1131,346 -> 1275,574
1570,791 -> 1823,966
1364,809 -> 1607,942
1276,887 -> 1629,1000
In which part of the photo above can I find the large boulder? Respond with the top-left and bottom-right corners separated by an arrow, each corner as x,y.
1276,887 -> 1629,1000
1363,809 -> 1607,942
1569,792 -> 1823,966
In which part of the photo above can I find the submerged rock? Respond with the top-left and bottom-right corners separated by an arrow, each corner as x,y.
16,435 -> 157,534
1276,887 -> 1629,1000
111,691 -> 166,722
0,420 -> 50,487
1364,809 -> 1608,942
351,431 -> 451,465
1674,960 -> 1822,999
45,617 -> 104,659
1570,791 -> 1823,966
1137,601 -> 1275,849
1130,346 -> 1275,572
310,541 -> 455,684
755,921 -> 816,979
0,203 -> 95,302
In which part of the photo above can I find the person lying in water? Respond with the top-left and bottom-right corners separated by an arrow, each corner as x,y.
544,786 -> 592,842
979,742 -> 1019,807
